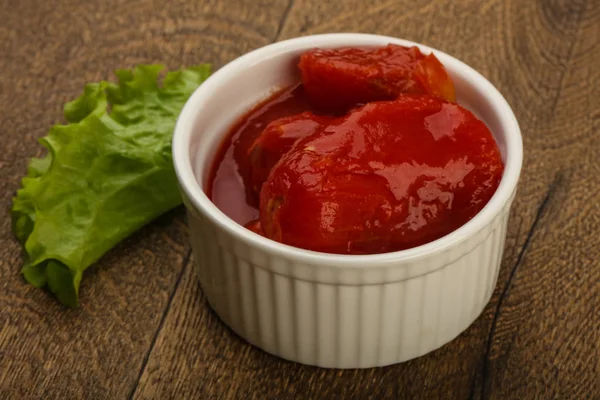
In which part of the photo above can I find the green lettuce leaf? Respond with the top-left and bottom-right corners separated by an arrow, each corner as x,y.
11,64 -> 211,306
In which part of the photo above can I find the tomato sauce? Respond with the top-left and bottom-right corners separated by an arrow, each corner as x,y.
207,45 -> 503,255
207,84 -> 316,225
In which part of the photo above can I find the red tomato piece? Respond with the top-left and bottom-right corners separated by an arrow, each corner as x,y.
247,112 -> 333,195
414,53 -> 456,104
244,219 -> 265,236
260,95 -> 503,254
299,44 -> 456,112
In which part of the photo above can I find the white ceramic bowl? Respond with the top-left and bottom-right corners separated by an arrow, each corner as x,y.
173,33 -> 523,368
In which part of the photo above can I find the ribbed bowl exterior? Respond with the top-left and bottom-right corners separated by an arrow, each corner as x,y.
173,34 -> 522,369
186,194 -> 512,368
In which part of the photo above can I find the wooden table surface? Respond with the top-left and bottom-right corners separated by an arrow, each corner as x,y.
1,0 -> 599,399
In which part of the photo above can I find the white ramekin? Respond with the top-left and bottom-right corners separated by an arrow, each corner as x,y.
173,33 -> 523,368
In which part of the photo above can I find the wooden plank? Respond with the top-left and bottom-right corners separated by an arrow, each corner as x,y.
133,0 -> 599,399
0,0 -> 290,399
480,0 -> 600,398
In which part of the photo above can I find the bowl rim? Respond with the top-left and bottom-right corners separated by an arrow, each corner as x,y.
173,33 -> 523,268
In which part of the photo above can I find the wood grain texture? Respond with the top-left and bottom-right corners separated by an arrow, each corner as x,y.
0,0 -> 290,399
480,1 -> 600,397
1,0 -> 598,399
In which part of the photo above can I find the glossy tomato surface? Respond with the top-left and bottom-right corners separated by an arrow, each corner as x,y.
260,95 -> 503,254
209,84 -> 316,222
299,44 -> 456,112
247,112 -> 333,196
209,45 -> 502,254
